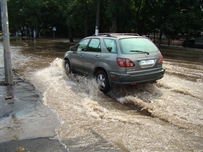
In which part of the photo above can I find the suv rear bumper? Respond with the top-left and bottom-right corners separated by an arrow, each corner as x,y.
108,68 -> 165,85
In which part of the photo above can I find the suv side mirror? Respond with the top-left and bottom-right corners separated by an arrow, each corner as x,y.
70,46 -> 76,51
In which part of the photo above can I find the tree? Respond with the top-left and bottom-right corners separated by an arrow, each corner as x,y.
159,0 -> 203,39
8,0 -> 66,38
7,0 -> 203,42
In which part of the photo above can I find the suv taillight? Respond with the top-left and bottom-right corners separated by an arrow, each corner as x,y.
116,58 -> 135,67
158,55 -> 163,63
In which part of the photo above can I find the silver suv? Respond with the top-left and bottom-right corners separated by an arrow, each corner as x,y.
64,33 -> 165,93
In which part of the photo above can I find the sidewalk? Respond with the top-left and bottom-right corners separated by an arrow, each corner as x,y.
0,67 -> 67,152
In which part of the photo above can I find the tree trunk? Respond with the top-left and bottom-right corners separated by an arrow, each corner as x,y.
36,27 -> 41,38
158,31 -> 162,48
26,26 -> 30,38
111,17 -> 117,32
168,38 -> 170,46
69,27 -> 73,42
84,4 -> 88,36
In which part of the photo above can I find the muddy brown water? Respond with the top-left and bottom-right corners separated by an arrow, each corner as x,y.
0,39 -> 203,151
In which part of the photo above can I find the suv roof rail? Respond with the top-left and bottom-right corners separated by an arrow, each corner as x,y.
93,33 -> 139,36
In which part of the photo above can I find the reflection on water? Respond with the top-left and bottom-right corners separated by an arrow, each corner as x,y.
0,39 -> 203,151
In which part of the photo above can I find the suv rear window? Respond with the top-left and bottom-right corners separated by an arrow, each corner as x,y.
119,38 -> 159,54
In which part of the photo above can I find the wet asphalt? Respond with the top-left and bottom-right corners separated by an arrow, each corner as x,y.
0,67 -> 67,152
0,67 -> 120,152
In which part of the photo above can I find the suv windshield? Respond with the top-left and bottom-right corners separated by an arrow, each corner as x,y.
119,38 -> 159,54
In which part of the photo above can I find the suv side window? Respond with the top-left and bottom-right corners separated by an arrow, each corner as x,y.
103,38 -> 117,53
76,39 -> 90,52
86,39 -> 101,52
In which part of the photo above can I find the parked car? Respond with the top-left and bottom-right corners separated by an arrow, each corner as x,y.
182,37 -> 203,49
64,33 -> 165,93
182,39 -> 195,48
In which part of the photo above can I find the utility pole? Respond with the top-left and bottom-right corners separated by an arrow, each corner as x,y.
95,0 -> 100,36
1,0 -> 13,85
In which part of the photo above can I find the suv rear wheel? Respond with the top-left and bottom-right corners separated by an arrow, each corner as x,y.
96,70 -> 110,93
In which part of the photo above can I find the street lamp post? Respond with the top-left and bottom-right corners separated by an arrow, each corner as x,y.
95,0 -> 100,35
1,0 -> 13,85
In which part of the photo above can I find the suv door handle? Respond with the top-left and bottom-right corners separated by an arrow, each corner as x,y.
95,55 -> 99,59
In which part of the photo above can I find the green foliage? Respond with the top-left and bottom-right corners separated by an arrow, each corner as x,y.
159,0 -> 203,39
7,0 -> 203,38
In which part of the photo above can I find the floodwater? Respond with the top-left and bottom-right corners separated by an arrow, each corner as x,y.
1,39 -> 203,151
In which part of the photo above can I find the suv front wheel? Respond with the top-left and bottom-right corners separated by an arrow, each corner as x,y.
96,70 -> 110,93
64,60 -> 71,75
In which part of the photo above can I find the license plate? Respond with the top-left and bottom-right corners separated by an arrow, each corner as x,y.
139,60 -> 155,66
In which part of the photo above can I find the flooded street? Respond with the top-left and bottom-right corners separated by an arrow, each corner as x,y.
1,39 -> 203,151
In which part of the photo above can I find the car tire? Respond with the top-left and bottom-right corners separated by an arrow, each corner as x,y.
96,70 -> 110,93
64,60 -> 71,75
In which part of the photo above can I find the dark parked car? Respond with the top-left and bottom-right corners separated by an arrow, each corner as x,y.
182,39 -> 195,48
64,33 -> 165,93
182,37 -> 203,49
